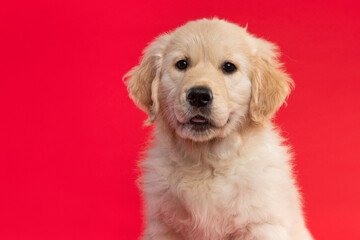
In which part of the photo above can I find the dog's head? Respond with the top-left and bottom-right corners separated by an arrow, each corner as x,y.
124,19 -> 293,142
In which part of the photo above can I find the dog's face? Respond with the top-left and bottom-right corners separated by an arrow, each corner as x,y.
159,21 -> 253,142
125,19 -> 293,142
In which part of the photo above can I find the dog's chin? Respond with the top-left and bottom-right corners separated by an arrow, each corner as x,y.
175,115 -> 229,142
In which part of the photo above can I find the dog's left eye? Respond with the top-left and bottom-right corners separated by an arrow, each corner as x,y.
222,62 -> 237,74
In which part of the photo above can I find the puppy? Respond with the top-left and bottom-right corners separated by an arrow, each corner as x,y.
124,18 -> 314,240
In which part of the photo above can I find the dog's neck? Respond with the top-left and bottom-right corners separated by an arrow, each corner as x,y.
152,118 -> 269,170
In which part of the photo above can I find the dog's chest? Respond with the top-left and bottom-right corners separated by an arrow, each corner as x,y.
161,162 -> 243,239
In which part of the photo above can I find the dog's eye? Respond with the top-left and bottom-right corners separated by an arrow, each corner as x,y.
222,62 -> 237,74
175,60 -> 188,70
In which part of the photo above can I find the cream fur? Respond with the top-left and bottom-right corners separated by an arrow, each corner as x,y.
124,18 -> 313,240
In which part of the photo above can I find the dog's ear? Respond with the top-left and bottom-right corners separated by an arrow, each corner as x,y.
123,34 -> 170,125
249,37 -> 294,125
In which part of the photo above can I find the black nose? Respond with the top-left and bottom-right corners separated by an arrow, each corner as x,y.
186,86 -> 213,108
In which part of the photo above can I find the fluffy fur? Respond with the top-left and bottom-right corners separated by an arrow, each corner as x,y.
124,18 -> 313,240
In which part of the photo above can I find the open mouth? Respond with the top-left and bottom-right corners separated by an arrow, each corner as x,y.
190,115 -> 209,125
185,115 -> 212,131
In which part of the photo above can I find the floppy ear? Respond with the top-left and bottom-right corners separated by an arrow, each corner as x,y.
249,38 -> 294,125
123,34 -> 170,125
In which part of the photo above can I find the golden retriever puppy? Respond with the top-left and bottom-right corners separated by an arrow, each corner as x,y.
124,18 -> 314,240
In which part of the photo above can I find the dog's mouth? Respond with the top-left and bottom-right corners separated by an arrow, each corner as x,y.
175,112 -> 232,141
190,115 -> 208,125
181,115 -> 214,131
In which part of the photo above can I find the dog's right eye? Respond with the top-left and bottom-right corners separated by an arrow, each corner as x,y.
175,60 -> 188,70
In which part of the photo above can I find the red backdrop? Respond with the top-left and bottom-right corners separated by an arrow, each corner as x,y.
1,0 -> 359,239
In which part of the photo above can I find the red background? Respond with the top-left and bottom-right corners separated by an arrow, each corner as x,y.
1,0 -> 359,239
